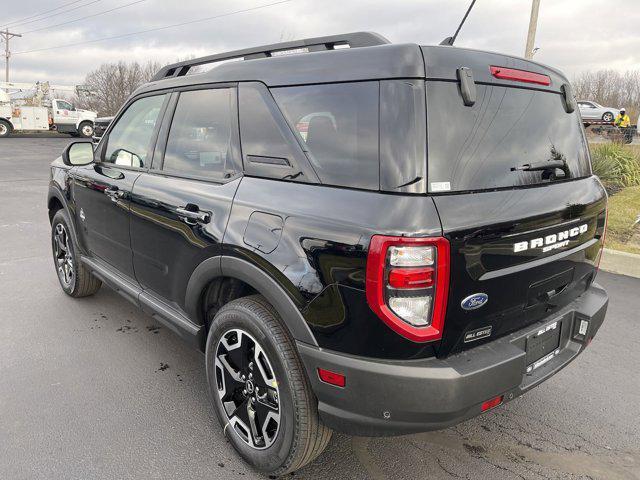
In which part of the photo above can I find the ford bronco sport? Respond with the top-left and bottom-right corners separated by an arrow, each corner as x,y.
48,32 -> 609,476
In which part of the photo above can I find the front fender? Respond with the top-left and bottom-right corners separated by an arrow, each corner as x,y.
48,183 -> 83,254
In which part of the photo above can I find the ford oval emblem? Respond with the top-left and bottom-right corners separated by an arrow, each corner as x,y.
461,293 -> 489,311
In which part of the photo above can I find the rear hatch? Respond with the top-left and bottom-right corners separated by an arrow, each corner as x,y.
421,47 -> 607,357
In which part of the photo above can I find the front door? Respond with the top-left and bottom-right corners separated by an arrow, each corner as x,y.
52,99 -> 79,127
130,87 -> 242,306
72,93 -> 169,279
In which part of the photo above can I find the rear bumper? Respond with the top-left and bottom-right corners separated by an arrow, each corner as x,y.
298,282 -> 608,436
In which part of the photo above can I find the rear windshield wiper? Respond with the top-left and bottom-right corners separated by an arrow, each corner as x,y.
511,160 -> 570,181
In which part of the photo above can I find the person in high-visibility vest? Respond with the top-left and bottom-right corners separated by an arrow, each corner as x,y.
614,108 -> 631,127
614,108 -> 633,143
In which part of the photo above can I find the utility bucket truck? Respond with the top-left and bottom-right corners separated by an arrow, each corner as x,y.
0,82 -> 97,138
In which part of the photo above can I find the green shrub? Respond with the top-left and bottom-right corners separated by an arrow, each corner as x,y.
590,143 -> 640,187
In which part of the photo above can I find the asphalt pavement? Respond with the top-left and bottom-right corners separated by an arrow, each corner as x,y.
1,136 -> 639,480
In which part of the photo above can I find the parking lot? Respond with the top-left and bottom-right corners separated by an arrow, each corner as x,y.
1,136 -> 639,480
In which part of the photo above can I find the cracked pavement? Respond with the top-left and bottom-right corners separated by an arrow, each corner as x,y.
1,137 -> 638,479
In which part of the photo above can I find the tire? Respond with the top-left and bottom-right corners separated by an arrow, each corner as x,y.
0,119 -> 12,137
602,112 -> 614,122
205,295 -> 331,476
77,121 -> 94,138
51,209 -> 101,297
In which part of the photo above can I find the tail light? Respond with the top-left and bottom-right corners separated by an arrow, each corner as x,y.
595,208 -> 608,271
366,236 -> 450,342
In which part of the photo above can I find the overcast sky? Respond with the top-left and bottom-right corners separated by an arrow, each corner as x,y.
3,0 -> 640,86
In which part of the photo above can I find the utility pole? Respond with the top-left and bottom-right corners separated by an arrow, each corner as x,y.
1,28 -> 22,83
525,0 -> 540,60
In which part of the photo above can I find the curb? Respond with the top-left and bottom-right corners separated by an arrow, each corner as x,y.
599,248 -> 640,278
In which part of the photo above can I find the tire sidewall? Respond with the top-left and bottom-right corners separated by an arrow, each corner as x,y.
51,210 -> 80,295
0,120 -> 11,137
205,303 -> 299,473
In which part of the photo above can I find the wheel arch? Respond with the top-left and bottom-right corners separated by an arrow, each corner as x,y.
185,256 -> 318,348
75,118 -> 94,128
48,186 -> 83,253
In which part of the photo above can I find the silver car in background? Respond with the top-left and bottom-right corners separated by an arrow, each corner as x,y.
578,100 -> 620,123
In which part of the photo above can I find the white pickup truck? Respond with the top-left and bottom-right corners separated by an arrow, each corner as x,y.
0,88 -> 97,138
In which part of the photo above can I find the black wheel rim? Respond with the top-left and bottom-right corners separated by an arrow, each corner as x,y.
53,223 -> 74,288
214,328 -> 281,449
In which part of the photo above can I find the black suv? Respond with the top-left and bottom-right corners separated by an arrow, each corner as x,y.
48,32 -> 609,476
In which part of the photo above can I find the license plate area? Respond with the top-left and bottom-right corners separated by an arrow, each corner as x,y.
525,320 -> 561,373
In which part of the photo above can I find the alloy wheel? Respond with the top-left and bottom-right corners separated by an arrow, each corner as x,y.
0,123 -> 7,136
53,223 -> 74,287
214,328 -> 281,449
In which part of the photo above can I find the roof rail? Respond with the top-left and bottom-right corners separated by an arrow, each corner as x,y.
151,32 -> 390,81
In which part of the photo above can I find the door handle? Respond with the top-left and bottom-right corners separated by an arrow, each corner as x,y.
176,205 -> 211,225
104,186 -> 124,202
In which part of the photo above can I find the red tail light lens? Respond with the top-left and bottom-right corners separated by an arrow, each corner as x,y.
596,208 -> 608,271
388,268 -> 434,289
366,236 -> 450,343
318,368 -> 346,387
490,66 -> 551,86
481,395 -> 504,412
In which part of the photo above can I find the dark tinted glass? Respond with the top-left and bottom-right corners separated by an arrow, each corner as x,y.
272,82 -> 379,190
239,84 -> 299,165
104,94 -> 166,168
380,80 -> 426,193
426,82 -> 591,192
163,89 -> 235,179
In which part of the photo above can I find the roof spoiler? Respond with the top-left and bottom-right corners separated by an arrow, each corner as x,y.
151,32 -> 390,81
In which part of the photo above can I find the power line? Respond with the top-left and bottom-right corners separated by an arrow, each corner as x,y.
1,0 -> 89,29
20,0 -> 151,35
7,0 -> 103,30
13,0 -> 293,55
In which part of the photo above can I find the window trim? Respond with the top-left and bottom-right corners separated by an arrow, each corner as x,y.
96,90 -> 172,172
149,83 -> 243,185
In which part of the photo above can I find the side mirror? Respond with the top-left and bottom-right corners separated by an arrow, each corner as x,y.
62,141 -> 95,166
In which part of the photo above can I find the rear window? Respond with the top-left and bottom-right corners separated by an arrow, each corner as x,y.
426,82 -> 591,192
271,82 -> 379,190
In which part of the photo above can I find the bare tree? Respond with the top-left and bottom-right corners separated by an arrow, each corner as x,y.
573,70 -> 640,122
74,60 -> 161,116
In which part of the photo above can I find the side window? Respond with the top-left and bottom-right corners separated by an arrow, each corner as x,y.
104,94 -> 167,168
379,80 -> 426,193
238,82 -> 317,183
56,100 -> 74,110
272,82 -> 379,190
162,88 -> 237,179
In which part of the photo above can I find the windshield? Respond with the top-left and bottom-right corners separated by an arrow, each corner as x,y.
426,82 -> 591,192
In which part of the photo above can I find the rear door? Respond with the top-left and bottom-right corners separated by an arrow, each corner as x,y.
421,49 -> 607,356
129,86 -> 242,307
